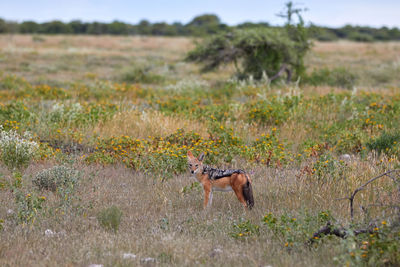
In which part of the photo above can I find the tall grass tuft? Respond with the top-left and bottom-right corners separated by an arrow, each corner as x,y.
97,205 -> 123,233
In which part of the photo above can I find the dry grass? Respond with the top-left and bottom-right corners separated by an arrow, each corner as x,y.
310,41 -> 400,66
92,110 -> 209,140
0,35 -> 193,57
0,35 -> 196,85
2,35 -> 399,87
0,155 -> 397,266
307,41 -> 400,88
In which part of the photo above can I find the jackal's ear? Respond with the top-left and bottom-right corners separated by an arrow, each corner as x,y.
198,152 -> 205,162
187,150 -> 194,159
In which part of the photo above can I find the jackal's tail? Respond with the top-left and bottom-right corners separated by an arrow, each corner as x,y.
243,175 -> 254,209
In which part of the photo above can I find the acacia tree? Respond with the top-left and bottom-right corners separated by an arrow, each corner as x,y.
186,2 -> 311,82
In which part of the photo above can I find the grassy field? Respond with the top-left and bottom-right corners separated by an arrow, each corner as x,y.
0,34 -> 399,266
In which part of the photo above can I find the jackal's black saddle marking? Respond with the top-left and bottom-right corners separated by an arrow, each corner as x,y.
202,165 -> 245,180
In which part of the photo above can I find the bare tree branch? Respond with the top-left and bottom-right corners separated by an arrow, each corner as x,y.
269,64 -> 288,82
285,68 -> 292,83
309,170 -> 400,246
338,170 -> 400,220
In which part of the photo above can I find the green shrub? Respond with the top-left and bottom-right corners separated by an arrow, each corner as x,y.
327,128 -> 365,154
348,32 -> 374,42
97,205 -> 123,233
0,101 -> 32,125
32,35 -> 45,43
0,172 -> 5,189
367,65 -> 399,85
244,130 -> 292,167
263,211 -> 333,248
0,126 -> 39,172
335,222 -> 400,266
366,132 -> 400,156
231,219 -> 260,239
15,190 -> 46,224
46,102 -> 117,128
139,151 -> 188,180
247,96 -> 300,126
181,181 -> 201,195
120,66 -> 164,84
0,74 -> 31,91
315,31 -> 338,42
33,84 -> 70,100
303,67 -> 357,89
32,165 -> 79,192
311,153 -> 349,181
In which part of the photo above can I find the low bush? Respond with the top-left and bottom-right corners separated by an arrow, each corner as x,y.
97,205 -> 123,233
47,102 -> 118,128
0,74 -> 31,91
0,101 -> 32,125
119,66 -> 165,84
348,32 -> 374,42
14,190 -> 46,224
0,126 -> 39,172
32,165 -> 79,192
303,67 -> 357,89
247,96 -> 300,126
366,132 -> 400,156
311,153 -> 349,181
263,211 -> 334,248
231,219 -> 260,239
334,222 -> 400,266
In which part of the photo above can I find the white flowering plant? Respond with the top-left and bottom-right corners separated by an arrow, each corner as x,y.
0,125 -> 39,172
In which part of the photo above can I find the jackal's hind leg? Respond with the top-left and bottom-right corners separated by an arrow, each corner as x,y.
233,186 -> 247,208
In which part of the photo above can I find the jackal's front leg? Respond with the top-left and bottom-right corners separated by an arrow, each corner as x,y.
202,183 -> 212,209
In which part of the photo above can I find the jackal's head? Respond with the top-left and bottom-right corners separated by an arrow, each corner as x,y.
187,151 -> 205,175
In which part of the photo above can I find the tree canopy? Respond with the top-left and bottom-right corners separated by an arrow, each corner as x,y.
186,28 -> 303,80
186,2 -> 311,82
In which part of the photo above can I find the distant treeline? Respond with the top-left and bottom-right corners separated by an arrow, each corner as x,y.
1,14 -> 400,42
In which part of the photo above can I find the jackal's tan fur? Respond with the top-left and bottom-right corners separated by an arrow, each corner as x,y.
187,151 -> 254,209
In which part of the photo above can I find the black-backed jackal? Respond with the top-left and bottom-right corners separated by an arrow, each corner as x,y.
187,151 -> 254,209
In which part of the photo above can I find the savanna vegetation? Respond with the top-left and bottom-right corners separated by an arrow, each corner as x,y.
0,13 -> 400,266
1,13 -> 400,41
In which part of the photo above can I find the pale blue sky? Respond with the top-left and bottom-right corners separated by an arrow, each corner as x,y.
1,0 -> 399,28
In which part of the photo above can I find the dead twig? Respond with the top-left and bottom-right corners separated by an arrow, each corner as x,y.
307,221 -> 375,245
